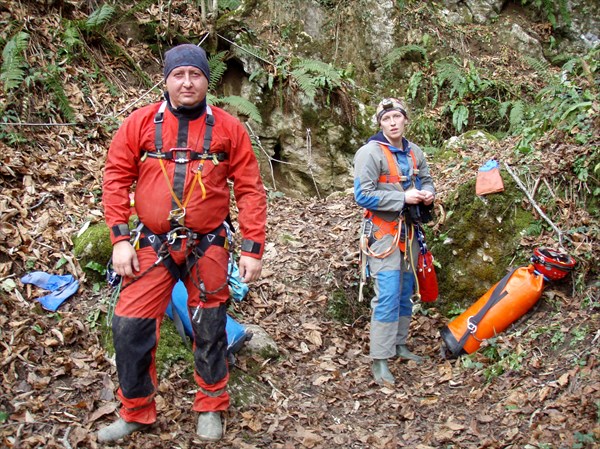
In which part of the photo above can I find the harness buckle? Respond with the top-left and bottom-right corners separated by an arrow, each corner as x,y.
171,148 -> 192,164
168,208 -> 186,224
166,227 -> 191,245
130,221 -> 144,249
361,218 -> 374,239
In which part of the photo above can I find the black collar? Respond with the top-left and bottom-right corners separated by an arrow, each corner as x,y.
164,92 -> 207,120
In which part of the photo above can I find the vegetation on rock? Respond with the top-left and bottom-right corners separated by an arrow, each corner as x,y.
0,1 -> 598,448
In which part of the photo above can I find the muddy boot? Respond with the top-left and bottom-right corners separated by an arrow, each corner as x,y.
97,418 -> 149,443
197,412 -> 223,441
371,359 -> 395,385
396,316 -> 423,363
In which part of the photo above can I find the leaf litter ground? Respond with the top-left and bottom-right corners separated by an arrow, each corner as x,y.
1,167 -> 598,448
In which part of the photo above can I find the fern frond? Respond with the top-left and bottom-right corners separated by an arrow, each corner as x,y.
290,71 -> 317,100
86,3 -> 116,30
451,104 -> 469,133
1,32 -> 30,92
208,51 -> 228,91
406,71 -> 424,100
430,84 -> 439,108
509,100 -> 525,130
63,23 -> 83,50
46,65 -> 75,122
523,56 -> 549,76
434,60 -> 466,100
383,45 -> 427,69
292,59 -> 342,88
209,94 -> 262,124
498,100 -> 511,118
218,0 -> 241,11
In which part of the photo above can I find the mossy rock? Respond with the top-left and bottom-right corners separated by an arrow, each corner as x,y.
442,130 -> 498,152
228,364 -> 272,408
429,170 -> 535,314
73,222 -> 113,282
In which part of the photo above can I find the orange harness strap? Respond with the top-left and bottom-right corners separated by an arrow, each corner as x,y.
377,144 -> 419,184
364,211 -> 413,252
359,144 -> 419,260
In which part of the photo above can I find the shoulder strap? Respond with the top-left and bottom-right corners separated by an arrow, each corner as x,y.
378,144 -> 402,183
153,101 -> 168,152
203,105 -> 214,153
377,143 -> 419,184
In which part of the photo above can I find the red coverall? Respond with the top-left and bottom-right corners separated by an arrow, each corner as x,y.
102,100 -> 267,424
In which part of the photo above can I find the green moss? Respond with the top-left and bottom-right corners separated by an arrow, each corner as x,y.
156,318 -> 194,379
72,223 -> 113,282
430,171 -> 536,313
326,286 -> 371,324
228,360 -> 272,408
301,107 -> 321,129
461,130 -> 498,142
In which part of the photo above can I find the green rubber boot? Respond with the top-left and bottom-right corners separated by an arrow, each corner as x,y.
371,359 -> 395,385
97,418 -> 149,443
396,316 -> 423,363
396,344 -> 423,363
197,412 -> 223,441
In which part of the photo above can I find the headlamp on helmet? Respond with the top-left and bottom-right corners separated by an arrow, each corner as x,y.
376,98 -> 408,124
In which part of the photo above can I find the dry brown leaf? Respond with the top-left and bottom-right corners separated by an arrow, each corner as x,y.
88,403 -> 117,422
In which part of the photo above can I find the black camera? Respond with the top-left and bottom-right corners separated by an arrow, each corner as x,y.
405,203 -> 434,224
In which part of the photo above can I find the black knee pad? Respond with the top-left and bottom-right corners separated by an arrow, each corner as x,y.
190,304 -> 228,384
112,315 -> 156,398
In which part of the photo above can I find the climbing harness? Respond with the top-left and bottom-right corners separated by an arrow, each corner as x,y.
359,143 -> 419,257
118,221 -> 234,299
141,101 -> 227,226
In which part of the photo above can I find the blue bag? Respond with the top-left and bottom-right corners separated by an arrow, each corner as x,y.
166,280 -> 250,355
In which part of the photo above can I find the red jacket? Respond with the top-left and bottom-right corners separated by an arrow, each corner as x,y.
102,101 -> 267,258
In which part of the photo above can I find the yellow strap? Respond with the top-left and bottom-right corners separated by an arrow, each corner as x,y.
158,159 -> 202,213
196,160 -> 207,200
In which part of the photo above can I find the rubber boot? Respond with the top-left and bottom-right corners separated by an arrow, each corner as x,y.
97,418 -> 149,443
396,344 -> 423,363
197,412 -> 223,441
371,359 -> 395,385
396,316 -> 423,363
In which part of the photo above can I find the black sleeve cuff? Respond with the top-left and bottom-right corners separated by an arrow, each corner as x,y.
241,239 -> 261,255
111,224 -> 130,238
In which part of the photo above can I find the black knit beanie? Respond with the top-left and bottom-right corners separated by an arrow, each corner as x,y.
163,44 -> 210,82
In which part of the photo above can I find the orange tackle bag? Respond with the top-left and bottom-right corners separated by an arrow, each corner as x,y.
440,265 -> 544,358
